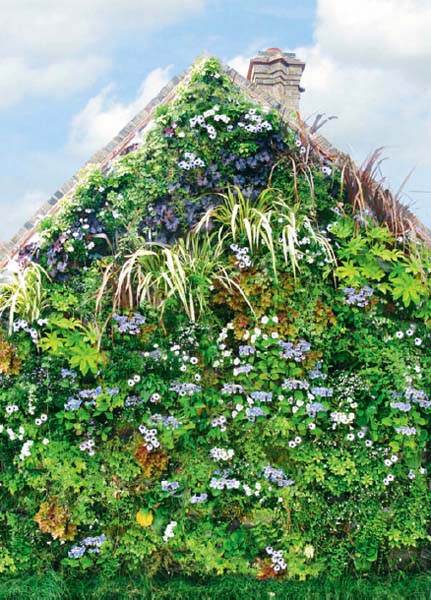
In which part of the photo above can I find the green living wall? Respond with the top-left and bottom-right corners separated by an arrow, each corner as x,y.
0,58 -> 430,580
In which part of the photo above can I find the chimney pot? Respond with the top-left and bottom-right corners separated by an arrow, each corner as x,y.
247,48 -> 305,115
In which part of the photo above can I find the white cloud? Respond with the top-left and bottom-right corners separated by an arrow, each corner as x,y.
68,66 -> 173,157
1,191 -> 48,240
315,0 -> 431,79
296,0 -> 431,224
0,0 -> 204,107
227,54 -> 249,77
0,56 -> 107,110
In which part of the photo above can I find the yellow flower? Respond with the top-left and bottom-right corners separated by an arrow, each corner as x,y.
136,510 -> 153,527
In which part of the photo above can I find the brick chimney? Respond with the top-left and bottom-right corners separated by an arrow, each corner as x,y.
247,48 -> 305,114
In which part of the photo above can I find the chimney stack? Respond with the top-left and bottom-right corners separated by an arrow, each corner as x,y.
247,48 -> 305,114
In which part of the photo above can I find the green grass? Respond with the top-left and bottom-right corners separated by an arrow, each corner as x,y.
0,572 -> 430,600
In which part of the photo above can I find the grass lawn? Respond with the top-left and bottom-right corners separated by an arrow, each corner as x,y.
0,572 -> 430,600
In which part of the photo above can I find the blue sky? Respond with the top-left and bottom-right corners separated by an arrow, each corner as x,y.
1,0 -> 430,241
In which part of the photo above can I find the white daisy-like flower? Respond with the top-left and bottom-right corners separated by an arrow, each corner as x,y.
128,379 -> 135,387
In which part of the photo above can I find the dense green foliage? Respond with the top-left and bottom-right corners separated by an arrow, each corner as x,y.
0,58 -> 430,581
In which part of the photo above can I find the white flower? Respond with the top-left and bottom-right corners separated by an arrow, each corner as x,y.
133,374 -> 141,383
308,423 -> 316,430
347,433 -> 355,441
415,338 -> 422,346
128,379 -> 135,387
42,438 -> 49,445
395,331 -> 404,339
260,316 -> 269,325
271,332 -> 279,339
